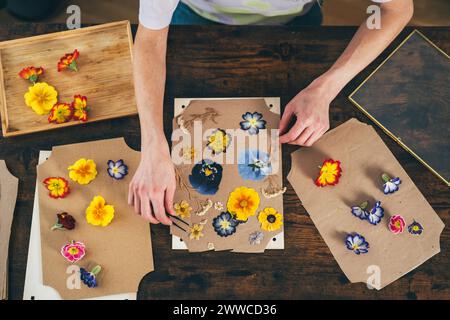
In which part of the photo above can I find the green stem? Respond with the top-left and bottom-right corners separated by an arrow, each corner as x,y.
91,265 -> 102,277
51,222 -> 63,231
381,173 -> 391,183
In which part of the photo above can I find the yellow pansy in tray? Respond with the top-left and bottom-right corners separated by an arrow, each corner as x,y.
258,207 -> 283,232
24,82 -> 58,115
227,186 -> 260,222
86,195 -> 115,227
68,158 -> 98,185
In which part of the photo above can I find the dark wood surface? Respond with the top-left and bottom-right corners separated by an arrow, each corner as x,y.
0,24 -> 448,300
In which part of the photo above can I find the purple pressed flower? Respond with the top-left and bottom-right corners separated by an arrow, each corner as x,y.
240,112 -> 267,135
345,233 -> 369,255
107,159 -> 128,180
382,173 -> 401,194
367,201 -> 384,225
80,265 -> 101,288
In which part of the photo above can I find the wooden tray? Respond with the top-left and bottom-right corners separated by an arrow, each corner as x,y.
0,21 -> 137,137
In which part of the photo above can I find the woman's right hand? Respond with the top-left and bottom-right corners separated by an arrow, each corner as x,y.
128,143 -> 176,225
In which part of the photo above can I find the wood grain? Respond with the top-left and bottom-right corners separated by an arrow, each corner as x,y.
0,24 -> 448,300
0,21 -> 136,137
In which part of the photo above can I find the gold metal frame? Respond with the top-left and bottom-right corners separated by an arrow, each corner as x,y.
349,29 -> 450,186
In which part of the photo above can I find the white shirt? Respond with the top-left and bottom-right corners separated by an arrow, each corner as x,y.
139,0 -> 315,29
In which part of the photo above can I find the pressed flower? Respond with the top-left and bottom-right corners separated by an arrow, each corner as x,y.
249,231 -> 264,245
351,201 -> 369,220
19,66 -> 44,84
48,103 -> 73,124
68,158 -> 97,185
61,240 -> 86,262
189,224 -> 204,240
189,159 -> 223,195
24,82 -> 58,115
206,129 -> 231,155
214,202 -> 224,211
258,207 -> 283,232
51,212 -> 76,231
382,174 -> 401,195
80,265 -> 101,288
43,177 -> 70,199
72,95 -> 88,122
315,159 -> 342,187
174,200 -> 192,219
227,186 -> 260,222
194,199 -> 213,216
86,196 -> 115,227
240,112 -> 267,135
345,233 -> 369,255
212,212 -> 239,237
389,215 -> 406,234
238,150 -> 272,181
408,220 -> 424,235
58,49 -> 80,72
107,159 -> 128,180
367,201 -> 384,225
183,147 -> 197,161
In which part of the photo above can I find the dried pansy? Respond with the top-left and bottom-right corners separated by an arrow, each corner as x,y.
408,220 -> 424,235
58,49 -> 80,72
249,231 -> 264,245
382,173 -> 401,195
189,224 -> 204,241
345,233 -> 369,255
80,265 -> 101,288
19,66 -> 44,84
107,159 -> 128,180
51,212 -> 76,231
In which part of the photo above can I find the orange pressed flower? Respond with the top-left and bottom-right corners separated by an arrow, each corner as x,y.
58,49 -> 80,72
48,103 -> 73,124
43,177 -> 70,199
19,66 -> 44,84
315,159 -> 342,187
72,95 -> 88,122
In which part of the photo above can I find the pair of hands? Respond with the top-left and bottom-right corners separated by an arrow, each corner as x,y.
128,86 -> 331,224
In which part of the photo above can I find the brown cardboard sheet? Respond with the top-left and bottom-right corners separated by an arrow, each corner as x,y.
288,119 -> 444,289
0,160 -> 19,299
170,98 -> 284,253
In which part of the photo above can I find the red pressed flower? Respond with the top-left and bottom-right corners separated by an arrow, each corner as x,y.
57,49 -> 80,72
72,95 -> 88,122
19,66 -> 44,83
48,103 -> 73,124
315,159 -> 342,187
51,213 -> 76,231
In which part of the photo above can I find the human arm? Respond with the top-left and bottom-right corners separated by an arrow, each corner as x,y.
279,0 -> 414,146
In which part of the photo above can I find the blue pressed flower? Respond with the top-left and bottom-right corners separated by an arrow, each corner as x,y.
238,150 -> 272,181
367,201 -> 384,225
382,174 -> 401,195
212,212 -> 239,237
345,233 -> 369,255
189,159 -> 223,195
107,159 -> 128,180
239,112 -> 267,135
351,201 -> 369,220
408,220 -> 424,235
80,265 -> 101,288
249,231 -> 264,245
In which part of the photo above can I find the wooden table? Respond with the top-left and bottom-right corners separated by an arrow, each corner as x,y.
0,24 -> 448,300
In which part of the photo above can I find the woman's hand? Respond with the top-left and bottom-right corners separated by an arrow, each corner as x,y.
279,82 -> 332,147
128,143 -> 175,225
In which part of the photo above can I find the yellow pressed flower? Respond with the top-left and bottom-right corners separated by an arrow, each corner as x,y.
86,195 -> 114,227
182,147 -> 197,161
174,200 -> 192,219
189,224 -> 204,240
68,158 -> 97,185
226,186 -> 260,222
24,82 -> 58,115
258,207 -> 283,232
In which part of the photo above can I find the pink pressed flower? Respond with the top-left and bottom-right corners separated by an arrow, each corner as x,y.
389,215 -> 406,234
61,240 -> 86,262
